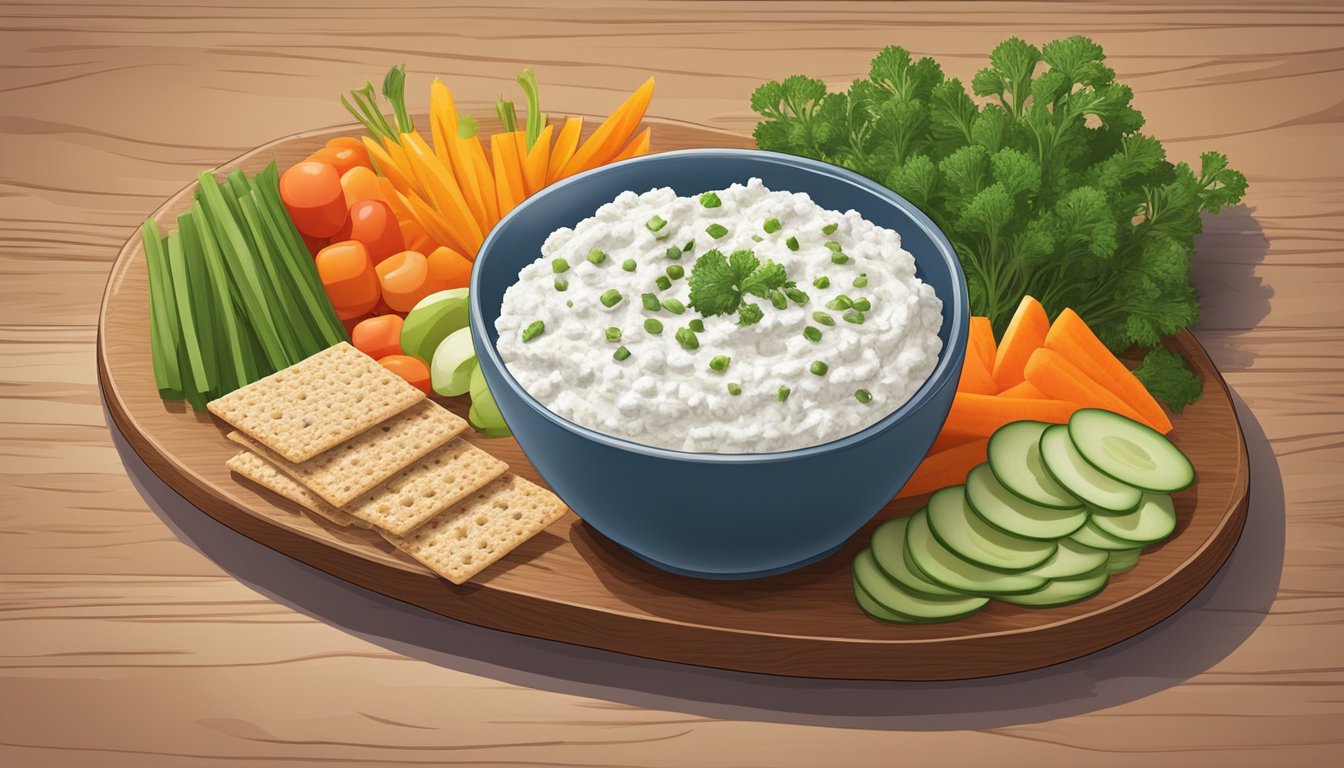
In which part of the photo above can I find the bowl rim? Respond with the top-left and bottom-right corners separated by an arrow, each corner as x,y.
469,147 -> 968,465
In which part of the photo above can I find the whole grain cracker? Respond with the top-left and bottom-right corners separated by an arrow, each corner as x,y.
225,400 -> 468,507
342,439 -> 509,535
226,450 -> 360,528
207,342 -> 423,463
383,474 -> 568,584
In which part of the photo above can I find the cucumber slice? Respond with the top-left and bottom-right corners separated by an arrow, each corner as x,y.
1070,518 -> 1145,551
903,509 -> 1048,596
1089,492 -> 1176,545
927,486 -> 1056,572
987,421 -> 1082,510
431,327 -> 477,397
965,463 -> 1088,540
1106,548 -> 1142,575
1068,408 -> 1195,492
1039,425 -> 1142,512
1026,538 -> 1110,580
853,550 -> 989,621
871,517 -> 963,598
852,573 -> 919,623
997,565 -> 1109,607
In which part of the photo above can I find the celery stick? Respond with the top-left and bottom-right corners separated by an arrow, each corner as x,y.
142,220 -> 182,400
176,211 -> 220,397
164,230 -> 211,399
250,183 -> 346,348
236,190 -> 321,356
189,200 -> 256,392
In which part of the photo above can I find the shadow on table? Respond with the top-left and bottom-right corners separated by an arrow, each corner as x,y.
1190,205 -> 1273,372
109,392 -> 1282,731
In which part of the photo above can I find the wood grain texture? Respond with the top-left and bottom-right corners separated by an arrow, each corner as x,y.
3,0 -> 1342,765
98,119 -> 1249,681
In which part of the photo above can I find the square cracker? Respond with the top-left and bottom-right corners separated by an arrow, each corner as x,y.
207,342 -> 423,463
343,439 -> 509,535
382,474 -> 568,584
225,450 -> 361,529
225,400 -> 468,507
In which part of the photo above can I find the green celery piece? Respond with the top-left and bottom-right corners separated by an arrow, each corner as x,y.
249,182 -> 346,347
196,170 -> 291,369
190,200 -> 258,391
176,212 -> 221,398
164,230 -> 211,400
141,220 -> 182,399
234,188 -> 321,357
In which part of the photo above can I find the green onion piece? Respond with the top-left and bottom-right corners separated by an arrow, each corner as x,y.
662,298 -> 686,315
554,278 -> 568,292
810,360 -> 829,376
683,239 -> 695,252
674,327 -> 699,350
496,97 -> 517,133
826,295 -> 853,310
613,345 -> 631,361
644,318 -> 663,334
516,67 -> 544,151
706,223 -> 728,239
688,318 -> 705,333
777,385 -> 791,402
587,248 -> 607,265
785,287 -> 809,305
855,389 -> 873,404
641,292 -> 661,311
727,383 -> 742,396
664,246 -> 681,260
604,326 -> 622,342
623,258 -> 637,272
822,223 -> 839,235
738,303 -> 764,326
699,192 -> 722,208
382,64 -> 414,134
667,264 -> 685,280
813,275 -> 830,289
786,236 -> 800,251
831,252 -> 849,265
522,320 -> 545,342
812,311 -> 836,326
600,289 -> 622,307
843,311 -> 865,324
646,215 -> 667,232
824,241 -> 842,252
552,258 -> 570,274
769,289 -> 788,310
709,355 -> 730,372
763,217 -> 781,234
751,234 -> 764,242
566,299 -> 574,308
803,326 -> 822,343
853,297 -> 872,312
655,275 -> 672,291
853,274 -> 869,288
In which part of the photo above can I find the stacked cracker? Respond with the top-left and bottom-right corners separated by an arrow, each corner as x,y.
211,342 -> 567,584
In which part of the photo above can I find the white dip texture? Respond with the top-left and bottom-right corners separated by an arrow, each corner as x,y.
494,178 -> 943,454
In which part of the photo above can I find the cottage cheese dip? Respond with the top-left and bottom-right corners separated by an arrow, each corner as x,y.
494,178 -> 943,454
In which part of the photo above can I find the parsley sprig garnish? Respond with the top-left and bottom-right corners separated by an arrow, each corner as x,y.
687,249 -> 790,326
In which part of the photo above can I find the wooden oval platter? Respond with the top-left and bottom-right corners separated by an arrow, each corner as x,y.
98,117 -> 1249,681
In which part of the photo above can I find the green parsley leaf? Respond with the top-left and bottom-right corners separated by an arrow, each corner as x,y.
1133,347 -> 1203,413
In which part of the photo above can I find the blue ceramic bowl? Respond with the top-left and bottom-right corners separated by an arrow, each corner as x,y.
470,149 -> 967,580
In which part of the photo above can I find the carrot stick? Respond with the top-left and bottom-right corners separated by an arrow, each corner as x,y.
928,430 -> 982,454
999,380 -> 1045,399
969,316 -> 996,372
557,78 -> 654,179
1023,347 -> 1154,428
611,126 -> 651,162
547,117 -> 583,183
991,295 -> 1050,390
1044,308 -> 1173,433
895,439 -> 989,499
491,132 -> 525,218
957,348 -> 997,395
941,392 -> 1077,440
523,123 -> 553,195
361,136 -> 416,195
400,131 -> 483,250
429,81 -> 495,233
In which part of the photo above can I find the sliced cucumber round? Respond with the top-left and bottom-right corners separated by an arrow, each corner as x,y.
1039,425 -> 1142,513
1090,492 -> 1176,545
997,565 -> 1109,607
903,508 -> 1048,596
1068,408 -> 1194,493
853,550 -> 989,622
1106,548 -> 1143,575
987,421 -> 1082,510
1026,537 -> 1111,580
1070,518 -> 1146,551
965,462 -> 1088,540
927,486 -> 1056,572
871,517 -> 962,598
852,572 -> 919,623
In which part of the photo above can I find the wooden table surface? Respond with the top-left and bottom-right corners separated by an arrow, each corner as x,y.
2,1 -> 1341,765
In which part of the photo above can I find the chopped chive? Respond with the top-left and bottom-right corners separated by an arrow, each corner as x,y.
667,264 -> 685,280
644,318 -> 663,334
683,239 -> 695,252
777,385 -> 791,402
566,299 -> 573,308
813,276 -> 830,289
655,275 -> 672,291
853,297 -> 872,312
663,298 -> 686,315
786,236 -> 800,251
709,355 -> 730,372
674,326 -> 699,350
554,278 -> 568,292
784,287 -> 809,305
824,241 -> 843,252
751,234 -> 764,242
699,192 -> 722,208
831,252 -> 849,265
812,311 -> 836,326
587,248 -> 607,265
769,289 -> 788,310
604,326 -> 622,342
706,223 -> 728,239
552,258 -> 570,274
826,295 -> 853,311
688,318 -> 705,333
810,360 -> 829,376
646,215 -> 667,232
600,289 -> 622,307
822,222 -> 838,235
763,217 -> 782,234
522,320 -> 545,342
853,273 -> 868,288
664,246 -> 681,260
622,258 -> 637,272
803,326 -> 822,343
641,292 -> 661,311
855,389 -> 873,404
843,311 -> 865,324
727,383 -> 742,396
613,345 -> 631,361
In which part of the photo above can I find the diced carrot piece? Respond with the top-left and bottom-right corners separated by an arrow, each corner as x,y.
969,316 -> 996,373
308,146 -> 366,177
315,240 -> 380,319
1024,347 -> 1153,428
340,166 -> 386,206
999,380 -> 1045,399
325,136 -> 371,168
896,439 -> 990,499
280,161 -> 347,238
941,392 -> 1077,440
375,250 -> 446,313
351,314 -> 404,359
991,295 -> 1050,390
957,349 -> 997,395
333,200 -> 405,265
547,117 -> 583,183
378,354 -> 431,394
1044,308 -> 1173,433
427,246 -> 472,289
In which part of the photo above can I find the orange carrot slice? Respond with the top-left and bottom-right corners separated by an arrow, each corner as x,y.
1044,308 -> 1173,433
557,77 -> 654,179
465,136 -> 499,228
547,117 -> 583,183
400,131 -> 483,249
969,316 -> 996,372
611,126 -> 651,162
957,349 -> 997,395
941,392 -> 1077,440
999,380 -> 1045,399
491,132 -> 525,218
361,136 -> 416,194
895,439 -> 990,499
522,123 -> 554,195
1023,347 -> 1153,428
991,295 -> 1050,390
